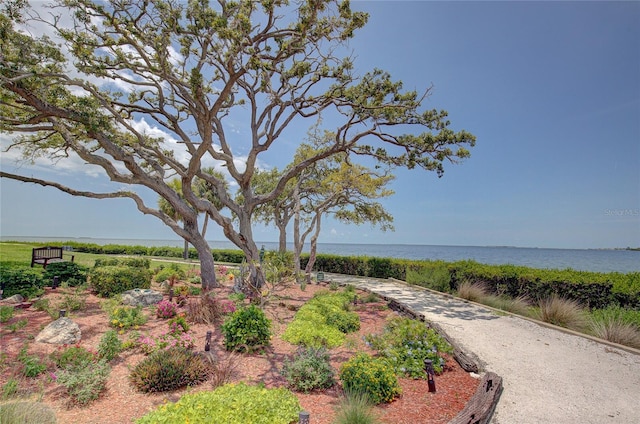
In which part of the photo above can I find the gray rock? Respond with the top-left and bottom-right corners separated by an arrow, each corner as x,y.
121,288 -> 163,307
35,317 -> 81,345
1,294 -> 24,304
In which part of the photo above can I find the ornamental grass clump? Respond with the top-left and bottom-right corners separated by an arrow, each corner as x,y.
129,347 -> 211,393
339,353 -> 401,404
536,295 -> 588,331
0,401 -> 57,424
333,390 -> 381,424
135,382 -> 301,424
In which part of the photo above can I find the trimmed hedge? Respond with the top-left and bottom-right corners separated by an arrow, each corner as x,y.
88,266 -> 152,297
0,266 -> 45,299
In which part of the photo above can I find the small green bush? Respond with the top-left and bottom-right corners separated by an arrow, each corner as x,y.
43,262 -> 88,286
221,305 -> 271,352
339,353 -> 401,404
1,378 -> 19,400
281,347 -> 335,393
135,382 -> 301,424
56,358 -> 110,405
129,347 -> 210,393
50,345 -> 96,370
17,347 -> 47,378
0,266 -> 45,299
88,266 -> 152,297
94,257 -> 150,268
0,305 -> 14,323
154,265 -> 186,284
0,401 -> 57,424
365,316 -> 452,377
98,330 -> 123,361
108,305 -> 147,330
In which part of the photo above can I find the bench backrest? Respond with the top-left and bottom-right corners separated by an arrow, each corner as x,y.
33,247 -> 63,259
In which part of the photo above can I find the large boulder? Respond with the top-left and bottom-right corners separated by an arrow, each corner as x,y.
121,288 -> 163,307
35,317 -> 81,345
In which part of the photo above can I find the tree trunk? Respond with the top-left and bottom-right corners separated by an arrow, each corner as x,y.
189,235 -> 218,290
304,214 -> 322,276
277,221 -> 287,253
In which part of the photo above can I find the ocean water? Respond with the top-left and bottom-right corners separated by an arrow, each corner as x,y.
2,236 -> 638,274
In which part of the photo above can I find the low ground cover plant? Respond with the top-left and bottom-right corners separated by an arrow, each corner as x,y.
55,358 -> 110,405
139,316 -> 195,354
98,330 -> 123,361
108,305 -> 147,331
0,401 -> 57,424
135,382 -> 301,424
282,289 -> 360,348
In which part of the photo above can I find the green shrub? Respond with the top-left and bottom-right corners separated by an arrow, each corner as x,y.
135,382 -> 301,424
94,257 -> 150,268
282,318 -> 346,348
88,266 -> 152,297
56,358 -> 110,405
0,305 -> 14,323
17,347 -> 47,378
0,401 -> 57,424
590,305 -> 640,330
406,262 -> 452,293
129,347 -> 210,393
339,353 -> 401,404
108,305 -> 147,330
154,265 -> 186,284
98,330 -> 123,361
281,347 -> 335,393
221,305 -> 272,352
364,317 -> 452,377
282,291 -> 359,348
50,345 -> 96,370
43,262 -> 88,286
0,266 -> 45,299
1,378 -> 19,400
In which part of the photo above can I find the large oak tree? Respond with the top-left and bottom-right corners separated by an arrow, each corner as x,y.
1,0 -> 475,290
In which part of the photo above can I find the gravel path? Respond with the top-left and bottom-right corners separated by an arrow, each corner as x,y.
327,274 -> 640,424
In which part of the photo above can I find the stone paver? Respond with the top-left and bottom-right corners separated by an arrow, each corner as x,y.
325,273 -> 640,424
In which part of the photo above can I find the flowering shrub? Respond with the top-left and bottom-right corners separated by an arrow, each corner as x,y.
139,316 -> 194,354
217,265 -> 228,276
364,317 -> 452,377
109,305 -> 147,330
156,300 -> 179,319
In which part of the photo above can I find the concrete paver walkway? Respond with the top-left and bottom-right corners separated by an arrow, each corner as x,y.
326,273 -> 640,424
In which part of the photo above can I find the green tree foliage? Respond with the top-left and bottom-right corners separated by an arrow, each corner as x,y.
0,0 -> 475,292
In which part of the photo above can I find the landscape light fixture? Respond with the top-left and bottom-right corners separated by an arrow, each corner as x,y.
298,411 -> 310,424
259,245 -> 265,265
424,359 -> 437,392
52,276 -> 60,289
205,331 -> 212,352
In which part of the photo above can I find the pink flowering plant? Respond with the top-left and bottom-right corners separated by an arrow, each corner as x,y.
139,315 -> 195,354
156,300 -> 178,319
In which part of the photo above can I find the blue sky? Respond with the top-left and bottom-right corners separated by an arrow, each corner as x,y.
1,1 -> 639,249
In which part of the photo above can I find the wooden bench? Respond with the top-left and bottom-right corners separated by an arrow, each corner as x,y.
31,246 -> 74,268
